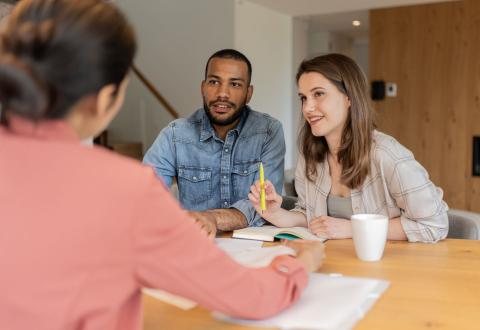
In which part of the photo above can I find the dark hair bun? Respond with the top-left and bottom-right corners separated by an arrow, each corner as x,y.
0,54 -> 47,119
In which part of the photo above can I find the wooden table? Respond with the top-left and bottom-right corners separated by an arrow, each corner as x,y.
143,239 -> 480,330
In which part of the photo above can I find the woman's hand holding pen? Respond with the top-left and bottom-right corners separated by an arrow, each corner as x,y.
250,179 -> 308,228
248,180 -> 283,219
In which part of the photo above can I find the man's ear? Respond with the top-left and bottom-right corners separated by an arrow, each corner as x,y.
200,80 -> 206,97
96,84 -> 118,116
246,85 -> 254,104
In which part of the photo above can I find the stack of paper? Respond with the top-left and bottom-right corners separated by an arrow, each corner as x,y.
214,273 -> 389,330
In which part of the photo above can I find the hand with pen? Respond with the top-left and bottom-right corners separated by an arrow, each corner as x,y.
248,162 -> 282,219
249,178 -> 283,218
249,162 -> 309,228
248,163 -> 283,218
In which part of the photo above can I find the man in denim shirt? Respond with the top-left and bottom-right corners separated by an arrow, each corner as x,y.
143,49 -> 285,235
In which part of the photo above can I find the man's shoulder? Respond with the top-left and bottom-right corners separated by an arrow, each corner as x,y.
243,108 -> 282,133
247,108 -> 280,124
167,108 -> 204,129
161,109 -> 204,141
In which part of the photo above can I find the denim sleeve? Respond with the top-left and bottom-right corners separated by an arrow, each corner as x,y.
143,125 -> 176,188
231,120 -> 286,227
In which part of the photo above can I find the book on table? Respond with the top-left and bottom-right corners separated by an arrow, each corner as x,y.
233,225 -> 325,242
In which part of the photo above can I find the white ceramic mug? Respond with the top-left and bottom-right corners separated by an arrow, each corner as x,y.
351,214 -> 388,261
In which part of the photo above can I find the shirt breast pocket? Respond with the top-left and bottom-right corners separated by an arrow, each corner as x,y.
178,167 -> 212,203
232,161 -> 259,198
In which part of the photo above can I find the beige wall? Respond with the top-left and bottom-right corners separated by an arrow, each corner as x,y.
111,0 -> 235,149
234,0 -> 295,168
370,0 -> 480,211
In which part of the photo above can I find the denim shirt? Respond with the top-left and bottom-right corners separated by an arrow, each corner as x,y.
143,106 -> 285,227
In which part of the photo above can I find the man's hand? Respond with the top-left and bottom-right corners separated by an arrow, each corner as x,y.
284,239 -> 325,272
309,216 -> 352,239
188,211 -> 217,240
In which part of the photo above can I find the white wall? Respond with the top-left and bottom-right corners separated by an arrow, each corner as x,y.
353,38 -> 369,77
309,31 -> 331,57
234,0 -> 295,169
111,0 -> 235,148
291,18 -> 309,167
309,31 -> 354,58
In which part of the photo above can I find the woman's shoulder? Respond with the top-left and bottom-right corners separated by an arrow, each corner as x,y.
372,130 -> 414,164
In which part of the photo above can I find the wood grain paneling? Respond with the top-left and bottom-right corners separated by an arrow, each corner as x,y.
370,0 -> 480,212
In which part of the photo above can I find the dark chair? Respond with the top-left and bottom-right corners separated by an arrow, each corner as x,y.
447,209 -> 480,240
281,195 -> 298,211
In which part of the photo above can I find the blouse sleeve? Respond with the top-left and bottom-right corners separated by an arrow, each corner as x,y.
375,141 -> 449,243
290,155 -> 308,219
130,168 -> 308,319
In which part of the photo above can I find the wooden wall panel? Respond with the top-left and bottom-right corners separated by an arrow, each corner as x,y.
370,0 -> 480,212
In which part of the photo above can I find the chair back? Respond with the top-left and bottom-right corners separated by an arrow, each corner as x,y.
447,209 -> 480,240
281,196 -> 298,211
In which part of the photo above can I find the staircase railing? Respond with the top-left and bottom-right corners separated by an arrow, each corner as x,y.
131,64 -> 179,119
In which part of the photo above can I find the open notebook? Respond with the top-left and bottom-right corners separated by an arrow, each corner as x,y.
233,225 -> 326,242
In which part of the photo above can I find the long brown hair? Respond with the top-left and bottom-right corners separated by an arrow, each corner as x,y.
296,54 -> 374,189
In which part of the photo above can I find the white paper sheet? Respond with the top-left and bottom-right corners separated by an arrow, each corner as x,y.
215,237 -> 263,252
214,273 -> 390,330
215,238 -> 295,268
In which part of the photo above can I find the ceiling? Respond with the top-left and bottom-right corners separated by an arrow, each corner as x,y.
248,0 -> 455,40
247,0 -> 456,16
306,10 -> 369,39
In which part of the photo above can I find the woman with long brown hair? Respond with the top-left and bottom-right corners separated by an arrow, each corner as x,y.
249,54 -> 448,242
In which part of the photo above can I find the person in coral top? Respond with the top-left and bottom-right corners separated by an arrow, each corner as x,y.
0,1 -> 325,330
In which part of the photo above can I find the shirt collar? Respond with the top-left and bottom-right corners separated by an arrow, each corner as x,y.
4,115 -> 80,142
199,106 -> 251,142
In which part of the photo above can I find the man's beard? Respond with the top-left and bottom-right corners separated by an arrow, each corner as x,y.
203,98 -> 248,126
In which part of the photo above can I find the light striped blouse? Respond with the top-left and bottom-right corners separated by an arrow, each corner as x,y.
292,130 -> 449,243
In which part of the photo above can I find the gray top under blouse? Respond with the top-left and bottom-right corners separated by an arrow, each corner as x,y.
327,194 -> 353,220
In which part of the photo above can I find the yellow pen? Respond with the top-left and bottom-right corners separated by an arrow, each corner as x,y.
259,162 -> 266,213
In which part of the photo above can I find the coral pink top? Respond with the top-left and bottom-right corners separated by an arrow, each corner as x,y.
0,116 -> 307,330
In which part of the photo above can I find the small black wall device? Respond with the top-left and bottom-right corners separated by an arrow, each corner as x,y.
371,80 -> 385,101
473,136 -> 480,176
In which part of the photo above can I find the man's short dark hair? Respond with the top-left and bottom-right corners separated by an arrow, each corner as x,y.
204,49 -> 252,84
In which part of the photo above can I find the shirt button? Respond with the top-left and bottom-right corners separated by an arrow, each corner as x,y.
243,170 -> 248,174
224,201 -> 228,206
193,176 -> 197,181
223,175 -> 227,179
225,149 -> 229,153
